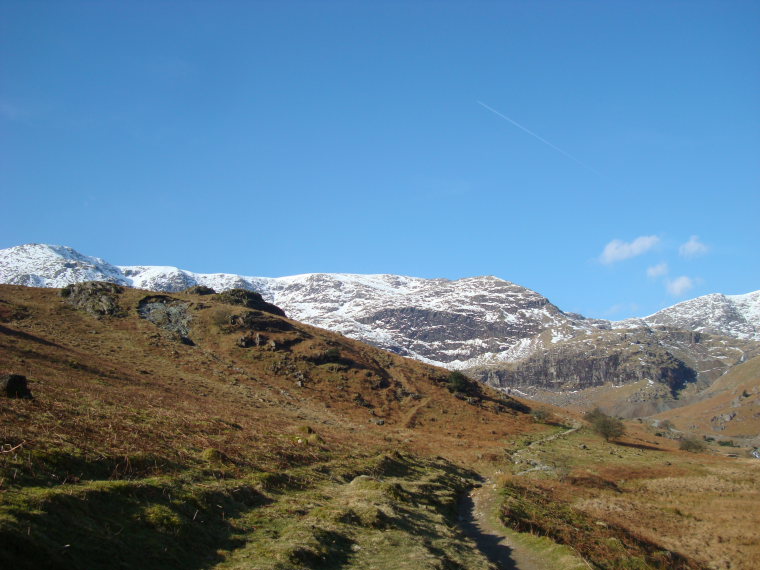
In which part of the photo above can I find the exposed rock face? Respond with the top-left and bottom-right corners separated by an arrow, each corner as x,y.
60,281 -> 124,317
1,374 -> 33,399
137,295 -> 193,343
213,289 -> 286,317
353,301 -> 559,363
472,338 -> 696,395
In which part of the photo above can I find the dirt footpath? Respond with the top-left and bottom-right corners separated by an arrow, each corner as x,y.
458,478 -> 589,570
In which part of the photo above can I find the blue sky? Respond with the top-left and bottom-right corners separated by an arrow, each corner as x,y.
2,1 -> 758,319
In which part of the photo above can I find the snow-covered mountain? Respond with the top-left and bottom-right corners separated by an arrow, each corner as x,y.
0,244 -> 129,288
1,244 -> 759,372
627,292 -> 760,341
250,273 -> 606,367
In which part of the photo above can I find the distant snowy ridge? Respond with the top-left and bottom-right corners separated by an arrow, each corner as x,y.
1,244 -> 758,370
615,291 -> 760,342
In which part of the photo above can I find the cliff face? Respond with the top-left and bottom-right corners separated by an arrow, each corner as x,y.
470,331 -> 697,395
468,326 -> 760,415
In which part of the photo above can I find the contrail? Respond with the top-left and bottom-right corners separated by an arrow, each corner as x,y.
477,100 -> 603,177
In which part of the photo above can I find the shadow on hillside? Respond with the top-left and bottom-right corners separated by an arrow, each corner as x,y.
0,482 -> 270,570
615,441 -> 664,452
457,491 -> 518,570
0,324 -> 63,348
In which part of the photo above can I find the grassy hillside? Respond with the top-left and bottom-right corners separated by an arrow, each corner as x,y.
0,284 -> 529,569
497,417 -> 760,569
653,355 -> 760,442
1,284 -> 757,569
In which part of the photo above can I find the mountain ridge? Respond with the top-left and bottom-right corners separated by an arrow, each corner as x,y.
1,243 -> 758,373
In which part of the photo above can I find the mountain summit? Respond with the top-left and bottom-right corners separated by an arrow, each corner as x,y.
626,291 -> 760,341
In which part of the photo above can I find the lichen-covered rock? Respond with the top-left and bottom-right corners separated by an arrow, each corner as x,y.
137,295 -> 193,344
213,289 -> 286,317
1,374 -> 33,399
60,281 -> 124,317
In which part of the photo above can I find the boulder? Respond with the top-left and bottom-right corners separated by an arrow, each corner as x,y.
1,374 -> 33,399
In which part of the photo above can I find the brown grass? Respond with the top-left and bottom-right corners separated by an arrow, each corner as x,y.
503,422 -> 760,569
0,284 -> 531,484
654,355 -> 760,440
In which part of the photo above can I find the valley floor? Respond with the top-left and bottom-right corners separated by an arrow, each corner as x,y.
3,415 -> 758,570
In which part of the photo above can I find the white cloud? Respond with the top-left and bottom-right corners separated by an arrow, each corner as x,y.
666,276 -> 694,296
646,262 -> 668,278
679,235 -> 709,258
600,235 -> 660,264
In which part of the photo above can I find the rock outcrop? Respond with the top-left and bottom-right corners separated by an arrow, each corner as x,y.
472,341 -> 695,395
213,289 -> 287,317
60,281 -> 124,317
137,295 -> 193,344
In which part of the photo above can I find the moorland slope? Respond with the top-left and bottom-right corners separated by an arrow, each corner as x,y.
1,283 -> 758,569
